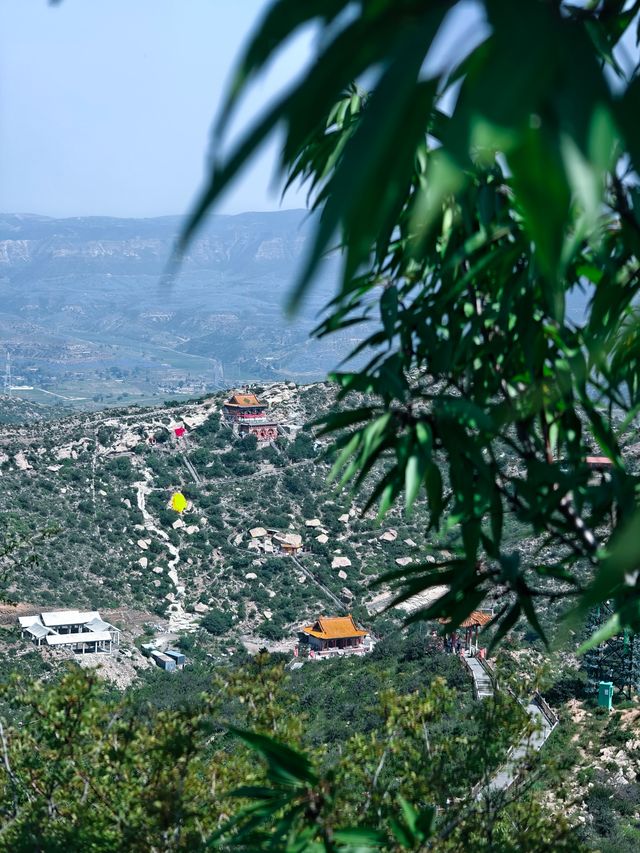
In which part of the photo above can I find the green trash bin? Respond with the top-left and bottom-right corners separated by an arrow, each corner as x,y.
598,681 -> 613,711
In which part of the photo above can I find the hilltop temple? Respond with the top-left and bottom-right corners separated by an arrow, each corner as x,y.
298,614 -> 369,657
222,391 -> 278,442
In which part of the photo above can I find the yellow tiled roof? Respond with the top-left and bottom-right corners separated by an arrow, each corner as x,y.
225,393 -> 264,407
302,614 -> 368,640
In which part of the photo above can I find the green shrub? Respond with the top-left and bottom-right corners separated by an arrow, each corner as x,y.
201,610 -> 233,636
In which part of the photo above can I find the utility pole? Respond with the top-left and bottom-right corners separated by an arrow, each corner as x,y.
3,352 -> 11,397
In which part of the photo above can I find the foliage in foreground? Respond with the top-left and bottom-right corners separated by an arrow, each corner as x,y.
183,0 -> 640,648
0,658 -> 582,852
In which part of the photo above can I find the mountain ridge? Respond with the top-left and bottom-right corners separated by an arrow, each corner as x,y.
0,210 -> 350,410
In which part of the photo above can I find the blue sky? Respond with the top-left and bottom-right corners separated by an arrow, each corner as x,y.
0,0 -> 312,217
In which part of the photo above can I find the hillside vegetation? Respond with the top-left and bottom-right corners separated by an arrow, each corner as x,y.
0,383 -> 442,645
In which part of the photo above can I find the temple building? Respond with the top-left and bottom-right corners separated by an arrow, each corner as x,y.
298,614 -> 369,657
223,392 -> 268,421
223,391 -> 278,442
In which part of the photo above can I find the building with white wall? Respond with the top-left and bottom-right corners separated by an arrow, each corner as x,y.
18,610 -> 120,653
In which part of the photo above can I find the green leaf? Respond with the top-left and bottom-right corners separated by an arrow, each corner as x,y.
287,12 -> 447,310
217,0 -> 348,132
521,595 -> 549,648
580,508 -> 640,609
424,463 -> 443,529
577,612 -> 620,655
488,603 -> 521,653
380,286 -> 398,339
229,727 -> 318,787
332,827 -> 387,850
313,407 -> 376,434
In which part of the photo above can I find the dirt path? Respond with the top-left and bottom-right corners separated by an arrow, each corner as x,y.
134,474 -> 198,633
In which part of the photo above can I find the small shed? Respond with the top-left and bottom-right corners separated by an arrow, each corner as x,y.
274,532 -> 303,555
165,649 -> 186,668
151,651 -> 176,672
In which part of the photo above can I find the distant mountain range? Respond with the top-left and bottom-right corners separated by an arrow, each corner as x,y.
0,210 -> 352,412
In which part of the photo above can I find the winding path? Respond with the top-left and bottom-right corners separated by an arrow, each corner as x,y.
134,475 -> 197,632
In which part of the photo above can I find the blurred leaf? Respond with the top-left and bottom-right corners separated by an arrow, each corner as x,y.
577,612 -> 620,655
229,727 -> 318,787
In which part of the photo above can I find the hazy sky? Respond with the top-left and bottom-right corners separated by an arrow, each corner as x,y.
0,1 -> 485,220
0,0 -> 312,218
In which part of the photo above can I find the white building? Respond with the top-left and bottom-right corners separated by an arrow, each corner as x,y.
18,610 -> 120,653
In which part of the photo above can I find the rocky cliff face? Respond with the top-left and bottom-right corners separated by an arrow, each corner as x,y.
0,210 -> 347,408
0,210 -> 309,276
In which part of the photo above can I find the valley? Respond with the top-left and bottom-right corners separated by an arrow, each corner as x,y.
0,382 -> 638,850
0,211 -> 354,410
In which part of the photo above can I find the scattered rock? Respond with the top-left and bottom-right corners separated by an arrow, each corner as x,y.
137,539 -> 149,551
245,572 -> 258,580
404,538 -> 417,547
152,567 -> 163,575
138,557 -> 148,569
194,602 -> 209,614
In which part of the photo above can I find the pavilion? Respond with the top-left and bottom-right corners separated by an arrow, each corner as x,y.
440,610 -> 493,655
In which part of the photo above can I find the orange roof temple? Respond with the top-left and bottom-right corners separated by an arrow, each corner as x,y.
301,614 -> 367,640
